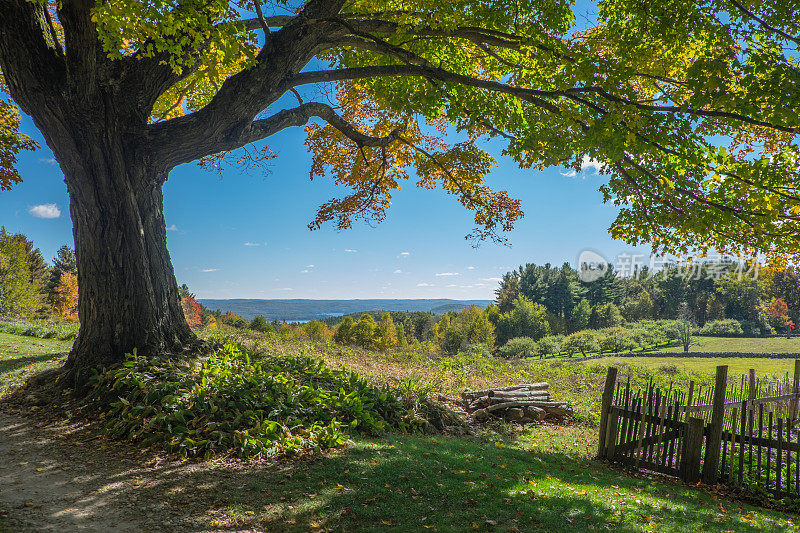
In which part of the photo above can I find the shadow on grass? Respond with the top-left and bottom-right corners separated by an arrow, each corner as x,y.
2,412 -> 794,533
0,353 -> 65,373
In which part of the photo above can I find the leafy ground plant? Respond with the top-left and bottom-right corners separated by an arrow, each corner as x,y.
88,343 -> 433,458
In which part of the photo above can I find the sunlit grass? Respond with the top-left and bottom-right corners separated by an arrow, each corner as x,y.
659,336 -> 800,354
204,425 -> 800,532
583,355 -> 799,378
0,332 -> 70,395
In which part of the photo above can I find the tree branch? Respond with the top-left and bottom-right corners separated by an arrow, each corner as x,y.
726,0 -> 800,45
57,0 -> 106,100
153,101 -> 402,168
292,65 -> 561,113
0,0 -> 67,116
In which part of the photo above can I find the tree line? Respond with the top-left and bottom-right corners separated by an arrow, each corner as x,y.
494,261 -> 799,338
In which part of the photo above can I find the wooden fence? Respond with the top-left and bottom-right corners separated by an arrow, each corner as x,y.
598,361 -> 800,495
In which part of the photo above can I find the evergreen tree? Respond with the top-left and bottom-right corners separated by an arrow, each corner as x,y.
494,271 -> 520,313
582,265 -> 624,307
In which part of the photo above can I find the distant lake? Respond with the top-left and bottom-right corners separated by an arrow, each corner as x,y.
198,299 -> 493,321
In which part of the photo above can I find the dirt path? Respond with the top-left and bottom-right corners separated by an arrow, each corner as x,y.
0,408 -> 215,532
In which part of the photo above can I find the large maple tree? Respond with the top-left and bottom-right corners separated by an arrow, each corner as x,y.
0,0 -> 797,381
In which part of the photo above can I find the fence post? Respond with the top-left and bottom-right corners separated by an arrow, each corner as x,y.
605,408 -> 620,460
789,359 -> 800,421
748,369 -> 756,434
681,417 -> 705,483
702,365 -> 728,484
598,367 -> 618,458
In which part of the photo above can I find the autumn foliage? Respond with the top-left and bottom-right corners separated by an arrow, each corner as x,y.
181,294 -> 203,329
51,271 -> 78,321
764,297 -> 795,333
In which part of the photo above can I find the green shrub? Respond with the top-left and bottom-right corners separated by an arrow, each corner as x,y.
459,343 -> 493,358
535,335 -> 563,357
562,330 -> 600,357
700,319 -> 744,336
302,319 -> 329,341
333,316 -> 354,344
497,337 -> 538,358
597,327 -> 638,353
626,325 -> 667,350
88,344 -> 429,459
249,315 -> 272,333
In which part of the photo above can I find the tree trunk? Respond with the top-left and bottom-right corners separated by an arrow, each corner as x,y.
57,128 -> 198,383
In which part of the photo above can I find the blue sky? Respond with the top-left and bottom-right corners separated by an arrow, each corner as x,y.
0,0 -> 654,300
0,110 -> 651,299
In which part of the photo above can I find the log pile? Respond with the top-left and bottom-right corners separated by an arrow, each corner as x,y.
461,383 -> 573,423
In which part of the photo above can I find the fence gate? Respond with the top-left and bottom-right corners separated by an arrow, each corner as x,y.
598,361 -> 800,492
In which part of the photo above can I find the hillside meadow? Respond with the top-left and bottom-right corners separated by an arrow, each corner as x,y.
2,326 -> 800,531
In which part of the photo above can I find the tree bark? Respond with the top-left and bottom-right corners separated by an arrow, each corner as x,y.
56,127 -> 198,382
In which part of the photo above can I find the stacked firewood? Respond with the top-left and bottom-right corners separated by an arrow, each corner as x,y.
461,383 -> 573,423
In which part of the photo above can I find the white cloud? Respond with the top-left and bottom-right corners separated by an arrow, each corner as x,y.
393,269 -> 404,274
276,287 -> 293,291
561,155 -> 603,178
399,252 -> 410,256
435,272 -> 459,277
480,277 -> 502,282
39,158 -> 57,165
244,242 -> 260,246
167,224 -> 179,232
306,264 -> 315,268
201,268 -> 219,273
28,203 -> 61,219
301,269 -> 310,274
417,282 -> 434,287
344,249 -> 357,253
466,266 -> 476,270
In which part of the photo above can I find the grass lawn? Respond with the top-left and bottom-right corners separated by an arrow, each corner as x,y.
660,336 -> 800,354
207,425 -> 799,532
581,355 -> 799,378
0,332 -> 71,395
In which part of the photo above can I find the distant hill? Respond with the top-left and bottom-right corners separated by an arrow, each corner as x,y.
197,299 -> 493,321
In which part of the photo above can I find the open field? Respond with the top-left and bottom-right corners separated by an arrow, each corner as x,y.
660,336 -> 800,353
581,355 -> 800,378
